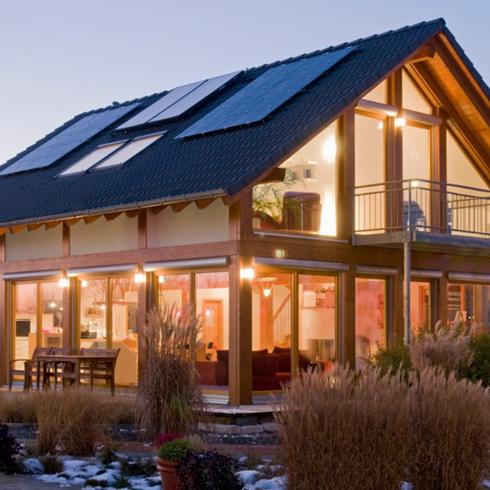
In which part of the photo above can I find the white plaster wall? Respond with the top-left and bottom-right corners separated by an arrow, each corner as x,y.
70,215 -> 138,255
147,200 -> 229,248
6,227 -> 63,261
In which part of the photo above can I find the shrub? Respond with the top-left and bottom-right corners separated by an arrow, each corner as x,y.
177,451 -> 242,490
275,367 -> 410,490
36,389 -> 115,456
409,321 -> 472,377
371,342 -> 411,378
39,454 -> 63,474
0,424 -> 22,474
0,392 -> 38,423
158,438 -> 192,462
466,333 -> 490,386
408,368 -> 490,489
137,305 -> 204,438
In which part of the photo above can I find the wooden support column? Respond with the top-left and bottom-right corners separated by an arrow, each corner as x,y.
137,212 -> 149,382
393,267 -> 405,343
228,255 -> 252,405
339,266 -> 356,368
337,107 -> 355,239
387,71 -> 403,229
0,235 -> 6,384
437,273 -> 448,328
431,112 -> 447,232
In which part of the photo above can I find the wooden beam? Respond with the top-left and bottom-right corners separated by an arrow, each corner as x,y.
45,221 -> 61,230
337,107 -> 355,239
408,43 -> 436,63
83,215 -> 100,224
229,191 -> 253,242
62,223 -> 70,257
27,223 -> 43,232
104,212 -> 121,221
149,205 -> 166,215
0,280 -> 8,385
170,202 -> 190,212
138,211 -> 147,249
339,266 -> 356,367
228,255 -> 252,405
125,209 -> 141,218
9,225 -> 25,234
195,198 -> 215,210
64,217 -> 80,227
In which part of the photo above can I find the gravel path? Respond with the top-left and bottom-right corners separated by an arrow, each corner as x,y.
0,474 -> 83,489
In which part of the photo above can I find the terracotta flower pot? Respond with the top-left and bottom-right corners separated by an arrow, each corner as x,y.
156,457 -> 179,490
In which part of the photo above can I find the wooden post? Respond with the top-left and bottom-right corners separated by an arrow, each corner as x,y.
437,273 -> 448,327
339,266 -> 356,368
228,255 -> 252,405
392,272 -> 405,343
337,107 -> 355,239
0,235 -> 6,384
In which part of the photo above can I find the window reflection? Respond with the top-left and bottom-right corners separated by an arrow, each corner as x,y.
299,275 -> 336,372
355,278 -> 386,368
252,273 -> 292,391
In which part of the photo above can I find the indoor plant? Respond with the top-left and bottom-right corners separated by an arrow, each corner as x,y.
156,433 -> 192,490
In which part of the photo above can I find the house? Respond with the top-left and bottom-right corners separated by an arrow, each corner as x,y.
0,18 -> 488,405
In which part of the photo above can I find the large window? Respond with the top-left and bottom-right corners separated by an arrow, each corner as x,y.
355,113 -> 386,232
355,278 -> 386,368
78,276 -> 139,385
12,281 -> 64,370
410,281 -> 431,338
253,121 -> 338,236
157,271 -> 230,391
252,273 -> 292,391
299,274 -> 336,370
402,71 -> 432,114
448,283 -> 490,334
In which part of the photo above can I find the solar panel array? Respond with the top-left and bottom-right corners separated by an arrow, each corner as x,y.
177,47 -> 355,139
117,71 -> 240,130
0,103 -> 139,176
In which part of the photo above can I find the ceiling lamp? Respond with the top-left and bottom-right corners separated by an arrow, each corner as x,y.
256,277 -> 277,297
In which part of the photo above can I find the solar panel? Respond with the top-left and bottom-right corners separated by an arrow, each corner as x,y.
117,81 -> 203,130
149,71 -> 240,123
0,103 -> 139,176
177,47 -> 355,139
117,72 -> 240,130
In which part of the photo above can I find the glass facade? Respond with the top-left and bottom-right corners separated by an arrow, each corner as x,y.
410,281 -> 431,338
253,121 -> 338,236
448,283 -> 490,334
355,278 -> 386,369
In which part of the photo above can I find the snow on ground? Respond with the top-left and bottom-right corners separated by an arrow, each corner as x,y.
23,454 -> 288,490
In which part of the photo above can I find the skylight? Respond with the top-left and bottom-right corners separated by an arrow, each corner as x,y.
95,133 -> 163,170
59,141 -> 127,176
59,133 -> 164,176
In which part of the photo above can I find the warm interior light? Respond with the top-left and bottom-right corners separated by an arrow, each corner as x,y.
377,121 -> 384,130
240,267 -> 255,280
257,277 -> 277,297
48,301 -> 57,309
134,272 -> 146,284
81,280 -> 88,288
58,277 -> 69,288
319,188 -> 336,236
322,135 -> 337,164
395,117 -> 406,128
158,275 -> 165,284
263,288 -> 272,298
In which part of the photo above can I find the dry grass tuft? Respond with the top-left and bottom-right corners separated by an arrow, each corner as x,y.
410,321 -> 472,376
136,304 -> 204,438
0,392 -> 39,423
275,367 -> 411,490
36,388 -> 131,456
408,368 -> 490,490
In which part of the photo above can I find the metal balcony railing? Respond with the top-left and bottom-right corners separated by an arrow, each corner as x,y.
355,179 -> 490,238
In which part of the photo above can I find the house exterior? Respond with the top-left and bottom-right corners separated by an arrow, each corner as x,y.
0,18 -> 488,405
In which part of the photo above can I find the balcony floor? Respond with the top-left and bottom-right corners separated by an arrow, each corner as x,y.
353,230 -> 490,256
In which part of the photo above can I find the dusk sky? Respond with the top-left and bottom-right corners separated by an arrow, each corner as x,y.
1,0 -> 488,165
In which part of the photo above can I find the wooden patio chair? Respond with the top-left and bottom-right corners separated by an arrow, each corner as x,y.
79,348 -> 120,395
8,346 -> 53,391
42,347 -> 72,388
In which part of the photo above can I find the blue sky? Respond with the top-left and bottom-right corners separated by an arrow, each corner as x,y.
0,0 -> 488,164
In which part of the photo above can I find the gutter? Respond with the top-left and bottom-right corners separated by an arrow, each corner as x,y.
0,188 -> 228,229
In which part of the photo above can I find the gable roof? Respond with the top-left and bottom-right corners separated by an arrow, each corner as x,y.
0,18 -> 487,227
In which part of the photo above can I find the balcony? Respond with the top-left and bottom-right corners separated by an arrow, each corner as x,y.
354,179 -> 490,251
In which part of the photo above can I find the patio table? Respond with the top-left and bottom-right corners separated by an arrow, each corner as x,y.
36,354 -> 110,388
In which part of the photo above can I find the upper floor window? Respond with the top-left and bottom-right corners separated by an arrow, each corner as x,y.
253,121 -> 338,237
402,71 -> 432,114
363,79 -> 387,105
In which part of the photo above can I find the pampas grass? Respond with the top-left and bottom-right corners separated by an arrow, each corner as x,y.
136,304 -> 204,438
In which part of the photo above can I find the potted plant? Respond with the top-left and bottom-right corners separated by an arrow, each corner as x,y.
156,433 -> 192,490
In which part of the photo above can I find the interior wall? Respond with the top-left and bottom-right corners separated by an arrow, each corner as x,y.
70,215 -> 138,255
6,226 -> 63,261
147,200 -> 229,247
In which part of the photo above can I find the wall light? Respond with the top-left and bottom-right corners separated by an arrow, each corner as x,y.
81,280 -> 88,288
58,276 -> 69,288
395,117 -> 406,128
134,272 -> 146,284
158,275 -> 165,284
240,267 -> 255,280
322,134 -> 337,164
257,277 -> 277,298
